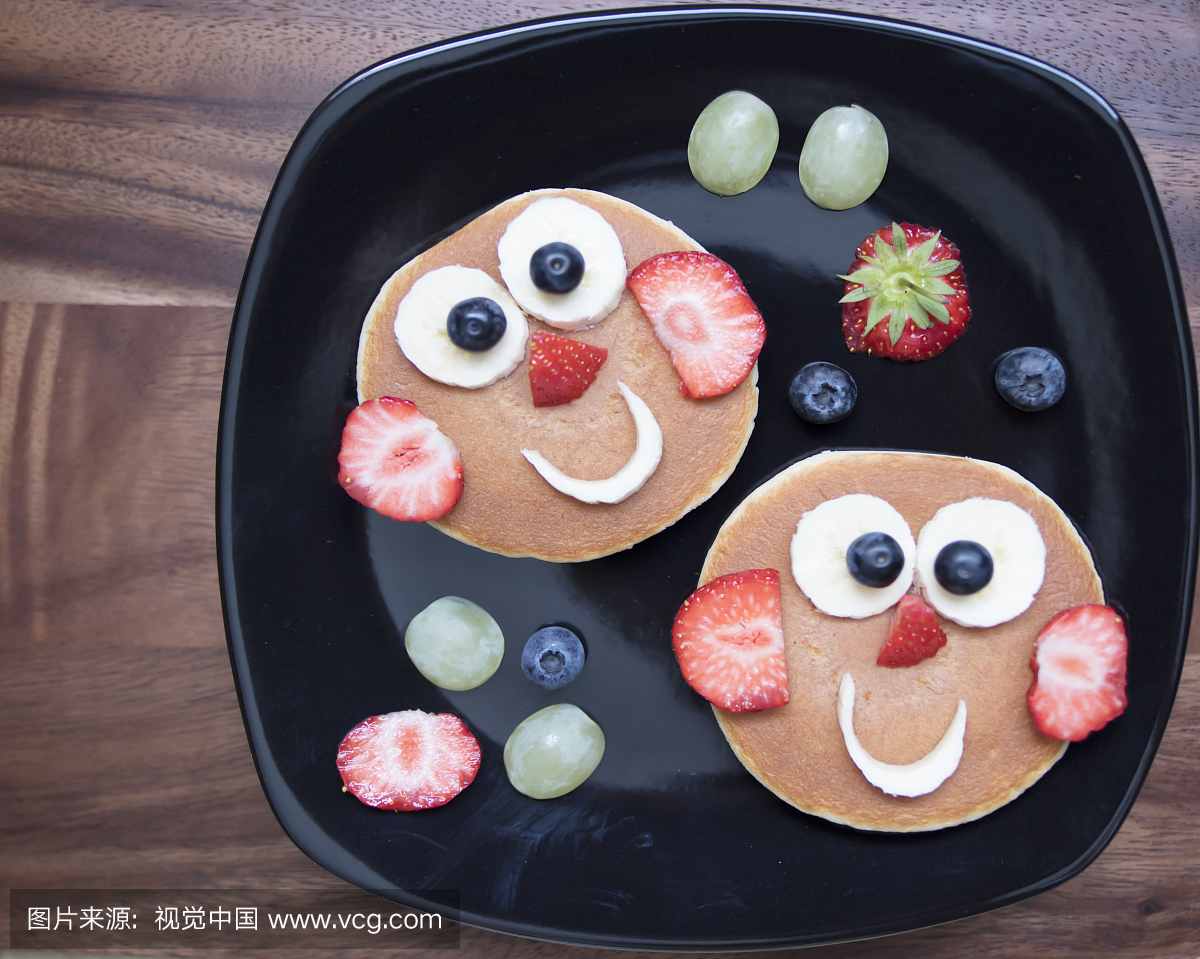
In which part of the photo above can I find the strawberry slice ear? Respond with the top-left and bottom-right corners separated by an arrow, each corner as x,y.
672,569 -> 789,712
337,397 -> 463,522
627,251 -> 765,399
1027,604 -> 1127,741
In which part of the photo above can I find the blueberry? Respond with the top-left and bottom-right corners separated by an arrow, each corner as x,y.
447,297 -> 506,351
521,626 -> 586,688
994,347 -> 1066,411
530,242 -> 585,294
789,362 -> 857,424
934,541 -> 994,595
846,532 -> 905,588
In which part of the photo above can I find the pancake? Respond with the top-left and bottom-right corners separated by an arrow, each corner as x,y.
702,450 -> 1103,832
356,189 -> 758,562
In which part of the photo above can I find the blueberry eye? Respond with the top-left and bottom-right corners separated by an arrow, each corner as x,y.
530,242 -> 585,294
846,531 -> 905,588
934,540 -> 994,595
447,297 -> 506,351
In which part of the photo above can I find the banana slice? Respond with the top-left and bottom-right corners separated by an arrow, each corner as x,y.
497,197 -> 627,331
521,382 -> 662,504
838,673 -> 967,797
394,265 -> 528,388
915,497 -> 1046,627
791,493 -> 915,618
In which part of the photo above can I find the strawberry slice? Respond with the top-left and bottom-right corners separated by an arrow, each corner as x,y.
672,568 -> 789,712
627,251 -> 766,398
337,397 -> 463,522
337,710 -> 481,811
840,223 -> 970,361
877,594 -> 947,667
1027,604 -> 1128,742
528,331 -> 608,407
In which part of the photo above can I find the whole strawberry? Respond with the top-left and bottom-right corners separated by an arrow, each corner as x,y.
839,222 -> 969,361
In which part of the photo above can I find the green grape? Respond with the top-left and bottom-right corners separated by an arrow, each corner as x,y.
798,105 -> 889,210
688,90 -> 779,196
503,704 -> 605,799
404,596 -> 503,691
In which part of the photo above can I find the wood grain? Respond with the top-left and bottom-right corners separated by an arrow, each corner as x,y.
0,0 -> 1196,306
0,2 -> 1198,957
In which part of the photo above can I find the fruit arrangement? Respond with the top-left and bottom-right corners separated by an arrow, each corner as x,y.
340,595 -> 606,810
694,450 -> 1126,831
331,88 -> 1115,830
348,188 -> 762,562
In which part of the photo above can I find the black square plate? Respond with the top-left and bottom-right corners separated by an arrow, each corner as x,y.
217,6 -> 1196,950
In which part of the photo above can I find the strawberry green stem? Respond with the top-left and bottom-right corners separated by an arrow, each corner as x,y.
839,223 -> 960,346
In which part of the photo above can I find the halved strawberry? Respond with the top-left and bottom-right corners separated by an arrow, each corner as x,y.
840,223 -> 970,361
1027,604 -> 1128,742
627,251 -> 765,398
672,568 -> 788,712
528,331 -> 608,407
337,397 -> 463,521
877,594 -> 947,667
337,710 -> 481,811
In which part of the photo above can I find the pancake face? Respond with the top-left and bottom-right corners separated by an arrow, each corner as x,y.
703,450 -> 1103,832
356,189 -> 758,562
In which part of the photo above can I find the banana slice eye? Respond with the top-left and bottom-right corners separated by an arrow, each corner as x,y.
791,494 -> 915,619
394,265 -> 529,389
916,499 -> 1045,627
497,197 -> 627,331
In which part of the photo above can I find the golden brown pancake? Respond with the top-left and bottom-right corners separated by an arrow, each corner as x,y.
703,450 -> 1103,832
356,189 -> 758,562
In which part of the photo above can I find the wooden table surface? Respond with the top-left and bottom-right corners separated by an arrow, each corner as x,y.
2,2 -> 1198,957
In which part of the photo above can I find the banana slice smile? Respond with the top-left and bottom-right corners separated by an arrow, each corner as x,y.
521,382 -> 663,504
838,673 -> 967,798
